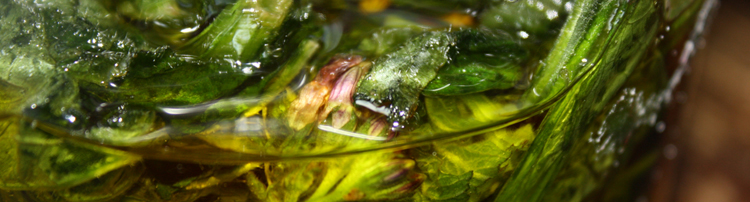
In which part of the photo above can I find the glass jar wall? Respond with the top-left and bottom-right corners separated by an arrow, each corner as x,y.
0,0 -> 716,201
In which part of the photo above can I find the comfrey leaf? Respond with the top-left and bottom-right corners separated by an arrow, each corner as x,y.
307,152 -> 424,201
391,0 -> 490,13
495,0 -> 660,200
480,0 -> 571,41
100,0 -> 235,47
23,166 -> 144,202
424,29 -> 529,96
178,0 -> 293,60
413,124 -> 535,202
426,93 -> 520,132
414,172 -> 472,201
354,31 -> 455,131
0,1 -> 68,114
247,162 -> 323,202
355,28 -> 529,131
358,27 -> 425,57
0,119 -> 141,190
544,49 -> 667,202
244,152 -> 423,202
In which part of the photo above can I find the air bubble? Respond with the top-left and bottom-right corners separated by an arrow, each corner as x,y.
664,144 -> 678,160
517,31 -> 529,39
656,121 -> 666,133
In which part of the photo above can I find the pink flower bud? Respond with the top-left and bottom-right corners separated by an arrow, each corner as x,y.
287,56 -> 362,130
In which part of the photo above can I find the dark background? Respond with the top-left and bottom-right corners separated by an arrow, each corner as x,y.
652,0 -> 750,201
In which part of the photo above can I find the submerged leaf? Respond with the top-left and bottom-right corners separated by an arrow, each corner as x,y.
101,0 -> 235,46
358,27 -> 425,57
413,124 -> 535,202
0,119 -> 141,190
26,165 -> 144,202
480,0 -> 571,41
354,31 -> 455,130
178,0 -> 294,60
495,0 -> 660,200
307,152 -> 424,201
391,0 -> 489,12
424,29 -> 528,96
426,93 -> 518,132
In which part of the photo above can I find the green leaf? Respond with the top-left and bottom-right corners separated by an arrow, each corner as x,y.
0,1 -> 63,114
495,0 -> 660,201
27,166 -> 144,202
195,40 -> 320,151
425,93 -> 518,132
81,57 -> 247,105
521,0 -> 626,105
423,63 -> 522,96
247,162 -> 322,202
391,0 -> 490,13
358,27 -> 425,57
181,163 -> 259,190
299,152 -> 423,202
0,119 -> 141,190
0,79 -> 24,107
480,0 -> 571,41
178,0 -> 294,60
417,172 -> 472,201
86,104 -> 165,147
354,31 -> 455,130
101,0 -> 236,47
414,124 -> 535,202
424,29 -> 528,96
116,178 -> 209,202
542,54 -> 668,202
19,75 -> 166,147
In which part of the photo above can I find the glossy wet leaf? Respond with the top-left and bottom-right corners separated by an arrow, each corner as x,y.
542,54 -> 668,202
0,1 -> 64,114
183,163 -> 258,190
424,29 -> 528,96
414,172 -> 472,201
25,166 -> 144,202
0,0 -> 709,201
521,0 -> 625,105
414,124 -> 534,202
425,93 -> 520,132
246,162 -> 321,202
116,178 -> 209,202
495,0 -> 661,200
306,152 -> 423,201
423,63 -> 523,96
0,119 -> 141,190
480,0 -> 571,41
86,104 -> 164,147
391,0 -> 489,12
81,57 -> 248,105
354,31 -> 455,130
178,0 -> 293,60
358,27 -> 425,57
245,152 -> 423,202
195,40 -> 320,150
101,0 -> 235,46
